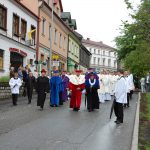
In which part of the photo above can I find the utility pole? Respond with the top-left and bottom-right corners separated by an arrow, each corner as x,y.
49,0 -> 54,77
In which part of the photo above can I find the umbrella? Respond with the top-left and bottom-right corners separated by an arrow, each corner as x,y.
110,99 -> 115,119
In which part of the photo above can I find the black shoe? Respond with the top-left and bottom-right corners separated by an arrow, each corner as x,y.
40,107 -> 43,111
50,105 -> 54,107
114,120 -> 117,123
88,109 -> 92,112
116,121 -> 123,124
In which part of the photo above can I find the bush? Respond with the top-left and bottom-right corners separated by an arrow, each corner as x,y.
0,76 -> 10,82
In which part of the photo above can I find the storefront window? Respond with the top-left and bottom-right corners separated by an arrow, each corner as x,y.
0,50 -> 4,70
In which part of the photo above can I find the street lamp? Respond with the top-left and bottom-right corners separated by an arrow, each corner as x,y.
48,0 -> 54,77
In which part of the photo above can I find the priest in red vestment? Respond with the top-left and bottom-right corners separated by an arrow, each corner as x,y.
69,70 -> 85,111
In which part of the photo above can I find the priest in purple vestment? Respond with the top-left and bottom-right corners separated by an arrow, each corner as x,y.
61,71 -> 69,102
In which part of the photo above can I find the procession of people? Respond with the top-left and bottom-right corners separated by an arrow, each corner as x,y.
9,66 -> 140,125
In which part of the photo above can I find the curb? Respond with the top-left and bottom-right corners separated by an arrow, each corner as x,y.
131,92 -> 140,150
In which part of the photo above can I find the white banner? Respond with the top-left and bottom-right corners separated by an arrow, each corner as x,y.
52,61 -> 59,67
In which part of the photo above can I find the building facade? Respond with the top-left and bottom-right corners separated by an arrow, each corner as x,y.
20,0 -> 69,73
39,1 -> 69,72
61,12 -> 80,73
79,44 -> 91,72
0,0 -> 38,76
82,38 -> 117,72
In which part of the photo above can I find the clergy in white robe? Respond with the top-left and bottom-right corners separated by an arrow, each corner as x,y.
9,72 -> 22,106
114,70 -> 127,124
98,73 -> 105,103
103,73 -> 111,101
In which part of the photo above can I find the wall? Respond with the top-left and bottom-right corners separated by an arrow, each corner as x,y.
19,0 -> 39,15
68,36 -> 79,63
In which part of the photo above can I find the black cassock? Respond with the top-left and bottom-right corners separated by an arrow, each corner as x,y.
85,79 -> 100,111
25,76 -> 36,103
36,76 -> 50,108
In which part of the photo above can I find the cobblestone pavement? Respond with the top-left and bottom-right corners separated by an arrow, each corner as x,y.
0,93 -> 138,150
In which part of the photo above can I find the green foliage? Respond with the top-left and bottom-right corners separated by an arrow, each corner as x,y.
115,0 -> 150,76
0,76 -> 10,82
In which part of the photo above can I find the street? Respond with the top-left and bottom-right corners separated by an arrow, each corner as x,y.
0,94 -> 138,150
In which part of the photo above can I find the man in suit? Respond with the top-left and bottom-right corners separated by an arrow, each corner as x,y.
145,72 -> 150,92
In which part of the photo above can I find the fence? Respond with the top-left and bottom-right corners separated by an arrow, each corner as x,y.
0,82 -> 25,100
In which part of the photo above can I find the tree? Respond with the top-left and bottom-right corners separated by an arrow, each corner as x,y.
115,0 -> 150,76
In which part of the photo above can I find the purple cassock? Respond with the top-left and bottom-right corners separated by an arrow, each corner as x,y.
61,75 -> 69,102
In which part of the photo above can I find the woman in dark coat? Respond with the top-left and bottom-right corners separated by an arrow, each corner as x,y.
36,69 -> 50,110
85,72 -> 100,112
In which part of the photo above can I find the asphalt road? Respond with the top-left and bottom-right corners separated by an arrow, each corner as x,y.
0,93 -> 138,150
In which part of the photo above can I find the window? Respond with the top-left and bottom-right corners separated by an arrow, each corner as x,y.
13,14 -> 19,36
98,58 -> 100,65
29,59 -> 33,65
72,43 -> 74,54
103,58 -> 105,66
114,60 -> 116,67
54,29 -> 57,44
0,50 -> 4,70
21,19 -> 27,40
42,18 -> 46,35
98,50 -> 100,55
109,51 -> 111,57
0,5 -> 7,30
31,25 -> 36,45
63,37 -> 66,50
93,57 -> 96,64
41,54 -> 44,62
103,51 -> 105,56
108,59 -> 111,67
89,48 -> 91,52
94,49 -> 96,54
59,34 -> 62,48
49,25 -> 51,40
69,40 -> 71,52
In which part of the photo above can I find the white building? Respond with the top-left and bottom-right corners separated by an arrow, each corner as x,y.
82,38 -> 117,72
0,0 -> 38,77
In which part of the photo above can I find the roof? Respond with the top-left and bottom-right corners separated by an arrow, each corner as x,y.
82,39 -> 116,51
61,12 -> 71,23
42,1 -> 80,42
74,31 -> 83,40
70,19 -> 77,30
14,0 -> 39,20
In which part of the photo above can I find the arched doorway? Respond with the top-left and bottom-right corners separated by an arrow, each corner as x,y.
10,52 -> 23,71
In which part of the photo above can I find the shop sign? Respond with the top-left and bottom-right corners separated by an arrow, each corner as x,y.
9,48 -> 27,57
52,61 -> 59,67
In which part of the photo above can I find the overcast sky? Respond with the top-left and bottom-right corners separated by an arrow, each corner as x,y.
62,0 -> 141,47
